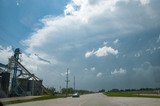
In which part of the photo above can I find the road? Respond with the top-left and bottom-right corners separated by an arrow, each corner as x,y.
7,93 -> 160,106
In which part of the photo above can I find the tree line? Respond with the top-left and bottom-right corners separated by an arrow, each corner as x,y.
44,87 -> 93,95
108,88 -> 160,92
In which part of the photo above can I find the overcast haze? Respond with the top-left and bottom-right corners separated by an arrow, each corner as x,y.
0,0 -> 160,91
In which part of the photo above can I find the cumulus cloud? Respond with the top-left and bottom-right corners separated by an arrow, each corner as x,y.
84,68 -> 88,71
85,46 -> 118,58
135,52 -> 141,57
19,0 -> 160,88
16,0 -> 20,6
96,72 -> 102,78
113,39 -> 119,45
85,50 -> 94,58
0,46 -> 13,64
22,0 -> 157,54
95,46 -> 118,57
91,67 -> 95,71
84,67 -> 96,72
111,68 -> 127,75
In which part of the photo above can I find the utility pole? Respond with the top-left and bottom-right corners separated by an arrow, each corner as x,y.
59,86 -> 61,93
73,76 -> 75,92
65,68 -> 69,97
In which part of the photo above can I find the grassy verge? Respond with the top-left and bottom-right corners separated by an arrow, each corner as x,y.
104,91 -> 160,98
3,95 -> 66,105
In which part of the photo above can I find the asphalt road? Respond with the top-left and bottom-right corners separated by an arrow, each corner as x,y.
7,93 -> 160,106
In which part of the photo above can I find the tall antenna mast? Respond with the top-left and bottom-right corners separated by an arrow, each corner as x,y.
65,68 -> 69,96
73,76 -> 75,92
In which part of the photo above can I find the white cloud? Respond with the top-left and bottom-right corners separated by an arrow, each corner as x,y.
64,0 -> 118,22
0,46 -> 13,64
96,72 -> 102,78
94,46 -> 118,57
85,46 -> 118,58
64,4 -> 75,15
145,47 -> 160,54
20,0 -> 160,88
16,0 -> 20,6
23,0 -> 153,52
22,0 -> 157,59
84,67 -> 96,72
85,50 -> 94,58
111,68 -> 127,75
84,68 -> 88,71
20,53 -> 52,72
135,52 -> 141,57
113,39 -> 119,45
91,67 -> 95,71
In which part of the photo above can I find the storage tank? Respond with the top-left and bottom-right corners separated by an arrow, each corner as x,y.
29,79 -> 43,96
0,72 -> 10,97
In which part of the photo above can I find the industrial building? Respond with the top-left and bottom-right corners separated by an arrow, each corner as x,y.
17,77 -> 43,96
0,48 -> 45,98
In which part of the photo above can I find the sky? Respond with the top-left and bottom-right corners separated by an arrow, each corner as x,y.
0,0 -> 160,91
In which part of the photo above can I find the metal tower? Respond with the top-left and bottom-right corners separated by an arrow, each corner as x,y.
11,48 -> 21,96
65,68 -> 69,96
73,76 -> 75,92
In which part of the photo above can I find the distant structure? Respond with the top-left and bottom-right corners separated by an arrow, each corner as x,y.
73,76 -> 75,92
0,48 -> 46,98
65,68 -> 69,96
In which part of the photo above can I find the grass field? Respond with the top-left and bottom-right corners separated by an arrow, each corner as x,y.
3,95 -> 66,105
104,91 -> 160,98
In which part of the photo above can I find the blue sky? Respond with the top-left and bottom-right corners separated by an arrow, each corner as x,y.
0,0 -> 69,47
0,0 -> 160,91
